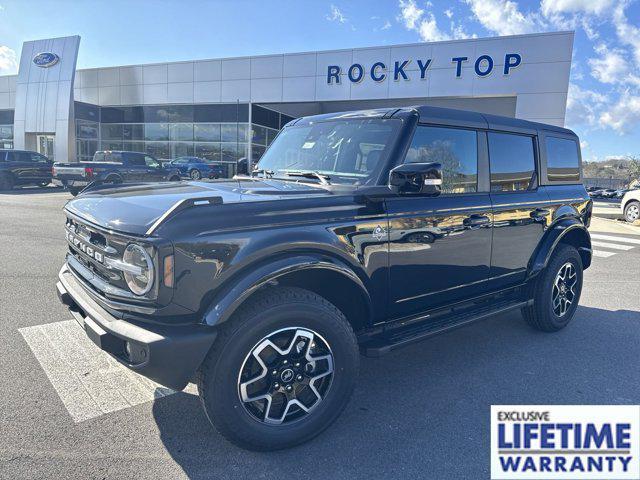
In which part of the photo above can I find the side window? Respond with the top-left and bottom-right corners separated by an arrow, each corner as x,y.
144,155 -> 160,168
488,132 -> 536,192
127,154 -> 145,166
30,153 -> 48,163
546,136 -> 580,182
404,126 -> 478,194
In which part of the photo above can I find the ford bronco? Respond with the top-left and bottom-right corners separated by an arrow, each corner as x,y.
56,106 -> 592,450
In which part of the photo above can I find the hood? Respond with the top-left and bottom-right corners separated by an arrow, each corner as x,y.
65,179 -> 331,235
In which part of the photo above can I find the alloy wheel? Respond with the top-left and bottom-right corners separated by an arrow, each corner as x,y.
190,169 -> 201,180
552,262 -> 577,317
626,204 -> 639,222
238,327 -> 334,425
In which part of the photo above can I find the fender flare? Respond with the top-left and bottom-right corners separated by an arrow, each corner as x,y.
527,218 -> 592,280
203,254 -> 373,327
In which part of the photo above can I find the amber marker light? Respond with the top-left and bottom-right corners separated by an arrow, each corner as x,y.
163,255 -> 174,288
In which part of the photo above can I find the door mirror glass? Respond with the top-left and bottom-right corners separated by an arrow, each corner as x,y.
389,162 -> 442,195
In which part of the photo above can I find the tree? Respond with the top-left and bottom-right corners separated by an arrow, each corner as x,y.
628,155 -> 640,184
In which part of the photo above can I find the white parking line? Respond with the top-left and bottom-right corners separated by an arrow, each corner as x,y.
19,320 -> 196,423
592,250 -> 617,258
590,241 -> 634,251
590,233 -> 640,245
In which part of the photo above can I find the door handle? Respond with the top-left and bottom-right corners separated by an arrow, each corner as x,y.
463,214 -> 491,227
530,208 -> 550,219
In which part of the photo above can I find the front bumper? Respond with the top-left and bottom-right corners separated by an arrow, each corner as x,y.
56,264 -> 217,390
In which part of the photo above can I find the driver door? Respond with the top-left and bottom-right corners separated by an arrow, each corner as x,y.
386,125 -> 493,319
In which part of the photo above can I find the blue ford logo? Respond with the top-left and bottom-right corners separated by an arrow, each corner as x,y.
33,52 -> 60,68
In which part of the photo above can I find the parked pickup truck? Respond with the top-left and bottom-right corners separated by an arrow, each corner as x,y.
53,150 -> 181,195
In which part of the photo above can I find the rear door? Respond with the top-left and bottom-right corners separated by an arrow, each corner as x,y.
487,131 -> 549,288
143,155 -> 165,181
28,152 -> 53,180
386,125 -> 493,318
7,151 -> 39,182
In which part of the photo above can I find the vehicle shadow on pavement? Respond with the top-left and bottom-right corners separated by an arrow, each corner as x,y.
151,305 -> 640,479
0,186 -> 65,195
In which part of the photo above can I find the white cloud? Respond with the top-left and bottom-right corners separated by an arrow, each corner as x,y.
599,91 -> 640,133
587,43 -> 640,86
444,8 -> 453,19
381,20 -> 392,30
565,82 -> 608,127
463,0 -> 544,36
0,45 -> 17,74
398,0 -> 473,41
326,4 -> 347,23
612,1 -> 640,67
541,0 -> 615,16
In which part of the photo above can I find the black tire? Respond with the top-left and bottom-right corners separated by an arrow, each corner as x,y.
522,244 -> 583,332
105,175 -> 122,185
197,286 -> 359,451
190,169 -> 202,180
0,174 -> 14,191
624,201 -> 640,223
68,187 -> 81,196
37,181 -> 50,188
169,175 -> 181,182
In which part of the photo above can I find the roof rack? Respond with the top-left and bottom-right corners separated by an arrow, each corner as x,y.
146,195 -> 223,235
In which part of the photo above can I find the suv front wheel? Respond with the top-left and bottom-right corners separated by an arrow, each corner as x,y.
522,244 -> 583,332
197,287 -> 359,451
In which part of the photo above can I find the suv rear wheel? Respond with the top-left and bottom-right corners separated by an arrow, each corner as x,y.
624,201 -> 640,223
522,244 -> 583,332
197,287 -> 359,451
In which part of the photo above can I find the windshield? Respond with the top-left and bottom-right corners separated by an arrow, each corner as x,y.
255,118 -> 401,185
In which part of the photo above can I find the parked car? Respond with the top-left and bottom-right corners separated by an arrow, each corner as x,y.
621,189 -> 640,222
53,151 -> 181,196
599,188 -> 618,198
0,149 -> 53,190
169,156 -> 223,180
614,189 -> 629,199
56,106 -> 591,450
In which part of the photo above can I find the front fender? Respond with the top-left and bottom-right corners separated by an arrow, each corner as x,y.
203,254 -> 373,327
528,218 -> 592,280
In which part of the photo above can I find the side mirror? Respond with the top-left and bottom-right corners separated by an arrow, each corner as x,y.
389,162 -> 442,195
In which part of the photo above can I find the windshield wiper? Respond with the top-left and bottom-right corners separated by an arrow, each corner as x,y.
283,170 -> 331,185
250,168 -> 274,178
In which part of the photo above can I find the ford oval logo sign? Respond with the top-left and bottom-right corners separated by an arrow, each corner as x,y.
33,52 -> 60,68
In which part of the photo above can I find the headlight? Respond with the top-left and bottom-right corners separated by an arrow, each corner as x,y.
122,244 -> 155,295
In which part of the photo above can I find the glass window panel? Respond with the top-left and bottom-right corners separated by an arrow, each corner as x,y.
101,141 -> 123,151
194,123 -> 221,142
488,132 -> 536,192
266,128 -> 278,146
101,124 -> 123,141
76,121 -> 98,139
169,123 -> 194,141
546,137 -> 580,182
0,109 -> 14,124
252,144 -> 266,161
123,124 -> 144,141
143,105 -> 193,123
122,141 -> 145,152
170,141 -> 194,158
144,123 -> 169,141
2,140 -> 13,149
221,123 -> 238,143
404,126 -> 478,194
0,125 -> 13,140
238,123 -> 249,142
194,142 -> 221,162
145,142 -> 170,160
221,142 -> 247,162
251,125 -> 267,146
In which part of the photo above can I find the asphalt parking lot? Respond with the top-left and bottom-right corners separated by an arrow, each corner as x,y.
1,187 -> 639,479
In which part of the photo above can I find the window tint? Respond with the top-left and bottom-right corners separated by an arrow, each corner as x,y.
488,133 -> 536,192
30,153 -> 48,163
546,137 -> 580,182
144,155 -> 160,168
126,153 -> 145,166
404,126 -> 478,193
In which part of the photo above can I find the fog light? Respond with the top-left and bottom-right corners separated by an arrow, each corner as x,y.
124,341 -> 147,363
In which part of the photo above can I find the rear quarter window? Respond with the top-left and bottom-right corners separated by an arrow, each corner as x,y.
546,137 -> 581,182
488,132 -> 536,192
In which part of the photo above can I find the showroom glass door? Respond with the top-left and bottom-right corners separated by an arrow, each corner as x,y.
37,135 -> 55,161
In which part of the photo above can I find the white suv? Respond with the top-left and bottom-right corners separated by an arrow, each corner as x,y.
621,189 -> 640,223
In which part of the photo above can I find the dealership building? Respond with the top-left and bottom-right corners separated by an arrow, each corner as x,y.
0,32 -> 573,173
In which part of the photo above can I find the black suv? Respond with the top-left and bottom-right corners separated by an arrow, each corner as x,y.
56,106 -> 592,450
0,149 -> 52,190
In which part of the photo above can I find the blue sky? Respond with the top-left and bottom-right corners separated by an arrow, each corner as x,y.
0,0 -> 638,162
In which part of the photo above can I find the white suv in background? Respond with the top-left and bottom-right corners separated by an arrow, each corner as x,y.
621,189 -> 640,223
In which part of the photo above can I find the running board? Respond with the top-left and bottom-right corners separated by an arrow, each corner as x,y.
362,298 -> 532,357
